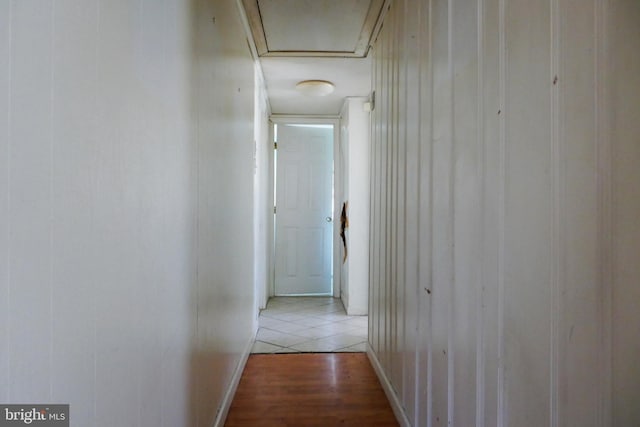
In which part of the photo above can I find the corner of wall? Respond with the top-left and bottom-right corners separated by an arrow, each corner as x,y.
211,331 -> 256,427
366,344 -> 411,427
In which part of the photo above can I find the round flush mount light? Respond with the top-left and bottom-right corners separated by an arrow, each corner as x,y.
295,80 -> 335,96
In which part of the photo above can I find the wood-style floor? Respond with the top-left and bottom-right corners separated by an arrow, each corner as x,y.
225,353 -> 399,427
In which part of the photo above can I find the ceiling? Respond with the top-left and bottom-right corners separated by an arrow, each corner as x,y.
240,0 -> 388,115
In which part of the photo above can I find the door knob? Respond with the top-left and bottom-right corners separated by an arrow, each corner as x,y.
326,216 -> 332,222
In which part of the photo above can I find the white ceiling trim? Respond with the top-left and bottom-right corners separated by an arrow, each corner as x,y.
240,0 -> 386,58
234,0 -> 273,113
270,114 -> 340,123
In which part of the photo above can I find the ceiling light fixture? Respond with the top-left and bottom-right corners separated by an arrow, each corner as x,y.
295,80 -> 335,96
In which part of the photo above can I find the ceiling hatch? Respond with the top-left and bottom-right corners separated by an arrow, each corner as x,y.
241,0 -> 386,58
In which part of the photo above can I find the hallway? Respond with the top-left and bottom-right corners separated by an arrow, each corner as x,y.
0,0 -> 639,426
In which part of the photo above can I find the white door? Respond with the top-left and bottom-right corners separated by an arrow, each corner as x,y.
275,124 -> 334,295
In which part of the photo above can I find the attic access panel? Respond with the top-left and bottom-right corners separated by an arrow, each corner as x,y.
242,0 -> 386,57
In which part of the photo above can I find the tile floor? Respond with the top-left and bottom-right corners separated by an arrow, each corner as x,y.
251,296 -> 368,353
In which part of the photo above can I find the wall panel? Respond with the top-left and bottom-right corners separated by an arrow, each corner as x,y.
392,0 -> 406,396
451,0 -> 479,424
503,0 -> 553,423
479,0 -> 501,424
428,0 -> 453,423
401,0 -> 421,422
415,1 -> 434,424
558,0 -> 600,424
368,0 -> 639,425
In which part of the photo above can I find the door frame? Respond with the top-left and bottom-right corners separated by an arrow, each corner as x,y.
269,115 -> 341,299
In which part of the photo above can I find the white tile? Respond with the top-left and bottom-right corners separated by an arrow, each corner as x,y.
311,312 -> 350,322
257,297 -> 368,353
338,316 -> 369,328
266,304 -> 308,314
319,333 -> 366,348
290,340 -> 340,352
274,347 -> 300,353
251,341 -> 285,354
264,311 -> 309,322
260,308 -> 294,318
289,298 -> 331,308
290,334 -> 364,352
305,305 -> 345,315
336,342 -> 367,352
262,321 -> 309,334
337,323 -> 368,337
292,316 -> 334,327
256,328 -> 309,347
258,316 -> 291,329
292,327 -> 340,340
309,323 -> 354,336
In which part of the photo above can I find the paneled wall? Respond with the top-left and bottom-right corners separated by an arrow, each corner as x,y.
367,0 -> 640,426
0,0 -> 258,426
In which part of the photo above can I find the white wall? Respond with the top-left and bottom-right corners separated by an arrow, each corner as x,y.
368,0 -> 640,426
0,0 -> 258,426
338,111 -> 350,304
339,97 -> 370,315
253,65 -> 271,310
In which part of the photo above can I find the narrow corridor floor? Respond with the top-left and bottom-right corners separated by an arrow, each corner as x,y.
252,296 -> 368,353
225,353 -> 399,426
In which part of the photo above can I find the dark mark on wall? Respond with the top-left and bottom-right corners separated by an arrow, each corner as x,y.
569,324 -> 575,341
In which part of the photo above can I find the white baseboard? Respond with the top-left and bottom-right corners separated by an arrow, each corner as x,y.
212,329 -> 256,427
366,343 -> 412,427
